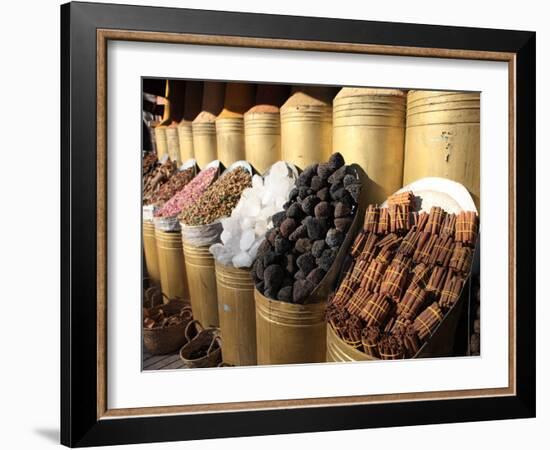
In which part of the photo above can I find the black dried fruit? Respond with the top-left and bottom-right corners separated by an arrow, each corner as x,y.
289,224 -> 308,241
296,252 -> 316,275
285,254 -> 296,274
328,152 -> 345,171
311,239 -> 326,258
280,218 -> 298,238
343,174 -> 357,188
277,286 -> 293,302
264,264 -> 284,291
306,267 -> 326,286
345,183 -> 361,202
332,187 -> 350,202
299,163 -> 318,184
288,187 -> 299,201
274,235 -> 292,254
294,270 -> 305,280
271,211 -> 286,228
264,289 -> 277,299
293,279 -> 314,303
286,202 -> 305,220
295,238 -> 313,254
327,165 -> 347,184
310,175 -> 326,192
334,217 -> 353,233
282,201 -> 292,210
329,182 -> 343,196
255,258 -> 265,280
334,202 -> 352,218
317,248 -> 338,271
303,217 -> 325,240
263,251 -> 281,267
266,228 -> 278,245
257,239 -> 272,257
301,195 -> 320,215
317,162 -> 333,180
326,228 -> 344,248
314,201 -> 332,219
298,186 -> 313,200
283,275 -> 294,287
317,187 -> 330,202
255,281 -> 265,292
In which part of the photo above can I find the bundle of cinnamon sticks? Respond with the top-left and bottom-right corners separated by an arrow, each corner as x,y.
327,190 -> 479,360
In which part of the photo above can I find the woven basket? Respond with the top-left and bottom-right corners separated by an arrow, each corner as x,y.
143,301 -> 192,355
179,323 -> 222,368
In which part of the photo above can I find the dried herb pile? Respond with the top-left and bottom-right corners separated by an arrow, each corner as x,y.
251,152 -> 362,304
328,193 -> 478,359
143,158 -> 177,205
155,167 -> 218,217
179,167 -> 252,226
147,167 -> 195,208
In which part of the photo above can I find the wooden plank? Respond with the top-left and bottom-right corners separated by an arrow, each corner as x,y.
143,354 -> 176,370
144,354 -> 180,370
159,359 -> 187,370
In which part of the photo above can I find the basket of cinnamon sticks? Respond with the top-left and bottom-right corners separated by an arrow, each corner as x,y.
327,189 -> 479,361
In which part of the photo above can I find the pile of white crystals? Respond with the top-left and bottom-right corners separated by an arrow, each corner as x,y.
209,161 -> 296,268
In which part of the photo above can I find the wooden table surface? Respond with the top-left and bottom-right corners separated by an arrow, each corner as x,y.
143,350 -> 187,370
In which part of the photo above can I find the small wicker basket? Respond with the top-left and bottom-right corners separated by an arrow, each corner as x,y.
179,322 -> 222,368
143,300 -> 192,355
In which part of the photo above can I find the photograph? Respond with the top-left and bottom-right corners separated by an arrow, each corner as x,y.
141,79 -> 481,369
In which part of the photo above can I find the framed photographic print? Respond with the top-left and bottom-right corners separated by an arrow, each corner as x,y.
61,1 -> 536,447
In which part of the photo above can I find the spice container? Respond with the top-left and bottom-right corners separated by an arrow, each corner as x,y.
281,91 -> 332,169
179,165 -> 252,328
154,227 -> 189,301
244,105 -> 281,174
255,288 -> 327,365
215,261 -> 257,366
215,83 -> 256,166
143,220 -> 160,286
404,91 -> 480,209
181,235 -> 220,327
177,120 -> 194,162
165,122 -> 181,164
333,87 -> 406,205
176,81 -> 203,163
192,82 -> 225,168
326,179 -> 479,361
154,125 -> 168,161
326,319 -> 371,362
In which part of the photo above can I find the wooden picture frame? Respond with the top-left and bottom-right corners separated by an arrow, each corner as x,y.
61,1 -> 535,447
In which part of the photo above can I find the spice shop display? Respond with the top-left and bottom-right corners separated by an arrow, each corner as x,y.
209,161 -> 296,366
180,166 -> 252,328
251,153 -> 362,303
327,189 -> 479,360
252,153 -> 366,366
